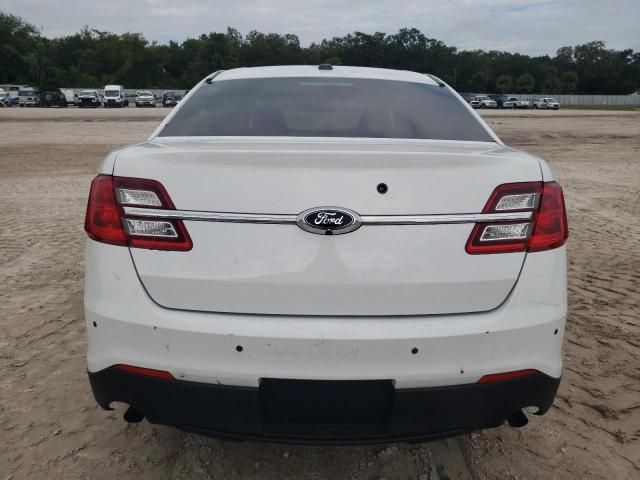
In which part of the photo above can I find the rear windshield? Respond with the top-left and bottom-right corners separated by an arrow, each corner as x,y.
159,77 -> 493,141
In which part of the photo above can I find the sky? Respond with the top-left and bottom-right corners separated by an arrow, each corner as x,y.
2,0 -> 639,56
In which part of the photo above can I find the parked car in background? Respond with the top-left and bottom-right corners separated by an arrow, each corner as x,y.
0,88 -> 8,107
508,97 -> 530,109
472,95 -> 498,109
18,87 -> 40,107
0,85 -> 21,106
488,94 -> 512,109
39,88 -> 68,108
531,97 -> 560,110
85,65 -> 568,444
162,91 -> 181,107
459,93 -> 481,108
103,85 -> 128,108
60,88 -> 76,106
135,90 -> 156,107
77,90 -> 101,108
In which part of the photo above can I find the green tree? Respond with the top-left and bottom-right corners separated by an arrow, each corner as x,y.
515,73 -> 535,93
495,74 -> 513,93
469,71 -> 489,92
0,12 -> 40,83
559,71 -> 578,93
0,12 -> 638,94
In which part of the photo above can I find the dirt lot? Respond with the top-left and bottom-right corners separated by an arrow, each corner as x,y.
1,107 -> 638,480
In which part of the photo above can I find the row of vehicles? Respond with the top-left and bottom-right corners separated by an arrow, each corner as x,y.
460,93 -> 561,110
0,85 -> 182,108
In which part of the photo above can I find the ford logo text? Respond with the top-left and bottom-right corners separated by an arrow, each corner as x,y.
297,207 -> 362,235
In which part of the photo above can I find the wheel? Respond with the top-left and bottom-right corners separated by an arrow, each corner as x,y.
533,105 -> 538,109
480,104 -> 486,109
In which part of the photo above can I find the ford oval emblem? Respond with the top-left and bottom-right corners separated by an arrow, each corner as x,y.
297,207 -> 362,235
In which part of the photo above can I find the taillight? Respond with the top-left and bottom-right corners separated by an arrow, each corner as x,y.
85,175 -> 192,251
466,181 -> 568,254
84,176 -> 127,246
527,182 -> 569,252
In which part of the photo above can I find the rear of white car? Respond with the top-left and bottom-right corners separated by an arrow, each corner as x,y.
85,66 -> 568,443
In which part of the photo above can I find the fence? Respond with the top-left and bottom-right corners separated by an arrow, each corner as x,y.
503,94 -> 640,106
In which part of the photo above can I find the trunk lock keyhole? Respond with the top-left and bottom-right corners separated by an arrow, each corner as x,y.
377,183 -> 388,194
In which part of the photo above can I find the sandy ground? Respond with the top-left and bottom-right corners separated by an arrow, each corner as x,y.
0,107 -> 638,480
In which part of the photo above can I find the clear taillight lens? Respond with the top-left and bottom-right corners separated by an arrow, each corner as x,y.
116,188 -> 162,207
85,175 -> 192,251
466,181 -> 568,254
479,223 -> 531,241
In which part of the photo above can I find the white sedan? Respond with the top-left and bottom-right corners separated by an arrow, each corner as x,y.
84,65 -> 568,443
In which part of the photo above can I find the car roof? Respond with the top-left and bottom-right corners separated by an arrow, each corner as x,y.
214,65 -> 439,85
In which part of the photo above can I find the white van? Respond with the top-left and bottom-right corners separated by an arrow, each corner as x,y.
103,85 -> 128,108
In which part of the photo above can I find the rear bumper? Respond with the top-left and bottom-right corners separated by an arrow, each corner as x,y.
89,366 -> 560,444
85,240 -> 567,389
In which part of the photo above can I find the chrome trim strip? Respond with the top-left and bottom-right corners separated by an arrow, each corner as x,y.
123,207 -> 297,224
360,212 -> 532,225
123,207 -> 532,225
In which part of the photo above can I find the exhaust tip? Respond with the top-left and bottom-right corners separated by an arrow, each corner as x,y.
507,410 -> 528,428
123,406 -> 144,423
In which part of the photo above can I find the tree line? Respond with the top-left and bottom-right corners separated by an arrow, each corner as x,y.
1,12 -> 639,94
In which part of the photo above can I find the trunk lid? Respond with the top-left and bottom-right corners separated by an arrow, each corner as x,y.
115,138 -> 540,316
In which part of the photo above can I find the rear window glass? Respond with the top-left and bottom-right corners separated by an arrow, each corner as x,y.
159,77 -> 493,142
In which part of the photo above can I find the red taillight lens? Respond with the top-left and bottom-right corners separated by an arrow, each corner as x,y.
528,182 -> 568,252
85,176 -> 127,246
466,181 -> 568,255
84,175 -> 192,251
477,369 -> 539,384
114,364 -> 175,380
